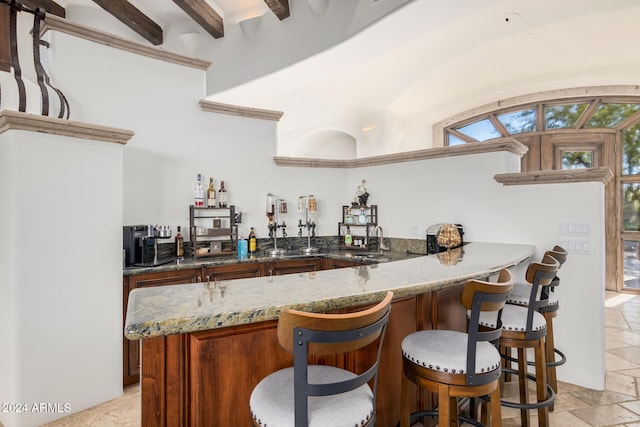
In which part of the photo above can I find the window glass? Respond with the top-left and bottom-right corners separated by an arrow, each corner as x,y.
447,134 -> 466,146
586,103 -> 640,128
623,183 -> 640,231
497,109 -> 536,134
454,119 -> 501,141
622,122 -> 640,175
544,103 -> 588,129
623,240 -> 640,290
561,151 -> 592,169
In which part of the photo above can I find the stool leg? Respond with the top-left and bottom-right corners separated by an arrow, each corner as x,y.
535,339 -> 550,427
489,384 -> 503,427
437,383 -> 451,427
400,371 -> 411,427
544,314 -> 557,411
517,348 -> 530,427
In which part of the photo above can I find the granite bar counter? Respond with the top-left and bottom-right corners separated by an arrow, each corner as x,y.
124,242 -> 535,427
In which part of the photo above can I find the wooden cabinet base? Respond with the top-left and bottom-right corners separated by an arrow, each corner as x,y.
139,287 -> 463,427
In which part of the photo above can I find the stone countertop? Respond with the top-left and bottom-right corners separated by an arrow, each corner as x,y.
124,242 -> 535,340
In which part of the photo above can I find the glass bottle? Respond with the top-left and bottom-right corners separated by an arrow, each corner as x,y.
248,227 -> 257,254
193,174 -> 204,207
175,226 -> 184,258
345,226 -> 352,246
218,180 -> 228,208
207,177 -> 217,208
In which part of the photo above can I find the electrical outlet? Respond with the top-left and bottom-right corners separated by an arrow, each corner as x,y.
410,224 -> 419,237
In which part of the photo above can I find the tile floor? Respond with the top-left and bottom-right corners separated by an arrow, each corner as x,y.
41,292 -> 640,427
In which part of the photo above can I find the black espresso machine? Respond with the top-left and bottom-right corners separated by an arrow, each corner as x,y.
123,225 -> 174,267
426,223 -> 464,254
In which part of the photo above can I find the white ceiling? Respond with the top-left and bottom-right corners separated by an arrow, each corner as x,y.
56,0 -> 640,157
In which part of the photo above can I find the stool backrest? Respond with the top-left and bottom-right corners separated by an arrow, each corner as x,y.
542,245 -> 568,302
277,291 -> 393,427
523,254 -> 560,339
464,269 -> 514,386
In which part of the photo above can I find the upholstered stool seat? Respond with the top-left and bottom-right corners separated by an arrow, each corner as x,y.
400,269 -> 514,427
492,304 -> 547,333
250,365 -> 374,427
249,291 -> 393,427
402,330 -> 501,376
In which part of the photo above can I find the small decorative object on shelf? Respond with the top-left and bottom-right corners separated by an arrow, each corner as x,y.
338,204 -> 378,251
353,179 -> 369,207
189,205 -> 238,257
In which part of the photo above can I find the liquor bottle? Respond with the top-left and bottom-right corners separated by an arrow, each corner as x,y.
175,226 -> 184,258
345,226 -> 352,246
207,177 -> 217,208
193,174 -> 204,207
248,227 -> 257,254
218,180 -> 228,208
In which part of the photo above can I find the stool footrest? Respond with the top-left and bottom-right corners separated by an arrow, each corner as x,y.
521,347 -> 567,368
499,367 -> 556,410
401,409 -> 487,427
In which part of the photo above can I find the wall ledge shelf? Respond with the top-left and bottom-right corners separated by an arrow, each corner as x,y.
273,138 -> 527,168
199,100 -> 284,121
0,110 -> 134,144
494,167 -> 613,186
41,15 -> 211,71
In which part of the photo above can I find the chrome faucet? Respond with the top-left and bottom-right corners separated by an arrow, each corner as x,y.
375,225 -> 390,252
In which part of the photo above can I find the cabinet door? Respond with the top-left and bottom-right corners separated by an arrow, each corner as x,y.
322,258 -> 362,270
267,258 -> 320,276
123,268 -> 203,385
204,262 -> 264,282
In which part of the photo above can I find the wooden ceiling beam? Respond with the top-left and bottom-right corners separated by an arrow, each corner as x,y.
264,0 -> 290,20
172,0 -> 224,39
92,0 -> 163,46
21,0 -> 65,18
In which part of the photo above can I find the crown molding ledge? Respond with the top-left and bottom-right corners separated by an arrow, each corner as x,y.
199,100 -> 284,121
274,138 -> 528,168
495,167 -> 613,186
0,110 -> 134,144
41,15 -> 211,71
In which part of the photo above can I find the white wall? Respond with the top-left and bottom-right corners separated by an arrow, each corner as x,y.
0,130 -> 124,427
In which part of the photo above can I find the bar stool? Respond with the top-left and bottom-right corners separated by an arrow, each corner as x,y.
492,254 -> 560,427
249,291 -> 393,427
505,246 -> 568,410
399,269 -> 514,427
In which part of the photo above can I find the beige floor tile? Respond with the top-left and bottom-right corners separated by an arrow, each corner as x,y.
607,352 -> 640,371
553,392 -> 592,412
610,347 -> 640,365
548,410 -> 592,427
571,403 -> 640,426
570,389 -> 637,407
621,400 -> 640,416
606,371 -> 639,397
